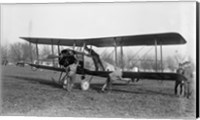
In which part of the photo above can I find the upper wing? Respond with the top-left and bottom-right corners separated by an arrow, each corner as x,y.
20,32 -> 186,47
84,32 -> 186,47
20,37 -> 86,47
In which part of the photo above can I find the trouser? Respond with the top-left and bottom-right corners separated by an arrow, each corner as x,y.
184,81 -> 193,98
63,72 -> 76,91
102,77 -> 112,91
174,79 -> 193,98
174,80 -> 184,95
63,66 -> 77,91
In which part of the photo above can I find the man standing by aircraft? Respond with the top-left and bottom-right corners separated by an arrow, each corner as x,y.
63,61 -> 79,91
84,46 -> 105,71
175,61 -> 194,98
175,63 -> 185,96
59,49 -> 78,91
101,67 -> 123,91
182,61 -> 194,98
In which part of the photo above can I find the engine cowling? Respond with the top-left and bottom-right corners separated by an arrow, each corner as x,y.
59,49 -> 77,67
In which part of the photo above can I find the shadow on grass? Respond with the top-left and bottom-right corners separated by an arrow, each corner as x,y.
6,75 -> 175,97
5,75 -> 62,89
89,83 -> 175,97
111,88 -> 175,97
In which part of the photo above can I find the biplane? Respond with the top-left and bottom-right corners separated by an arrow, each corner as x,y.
20,32 -> 187,92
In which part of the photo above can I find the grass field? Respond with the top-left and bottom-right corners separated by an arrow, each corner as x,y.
0,65 -> 196,118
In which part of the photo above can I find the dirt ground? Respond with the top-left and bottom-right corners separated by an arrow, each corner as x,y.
0,65 -> 196,118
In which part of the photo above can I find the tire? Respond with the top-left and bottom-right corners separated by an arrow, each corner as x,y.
81,80 -> 90,91
31,66 -> 38,71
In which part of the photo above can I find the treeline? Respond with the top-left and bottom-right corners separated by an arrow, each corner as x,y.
1,42 -> 53,63
1,42 -> 194,72
101,50 -> 193,72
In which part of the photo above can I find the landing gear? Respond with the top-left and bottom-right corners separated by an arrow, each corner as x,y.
81,79 -> 90,91
131,78 -> 140,83
80,75 -> 93,91
31,66 -> 38,71
126,79 -> 131,84
61,73 -> 93,91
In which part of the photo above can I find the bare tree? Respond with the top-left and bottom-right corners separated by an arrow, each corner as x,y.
165,56 -> 177,72
123,54 -> 139,70
187,56 -> 195,72
9,42 -> 36,63
174,50 -> 186,64
101,51 -> 114,65
140,55 -> 154,71
151,60 -> 164,72
21,42 -> 36,61
9,43 -> 22,62
1,45 -> 9,60
41,45 -> 51,58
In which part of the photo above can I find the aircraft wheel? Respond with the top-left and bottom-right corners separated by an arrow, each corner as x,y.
31,66 -> 38,71
81,80 -> 90,91
126,79 -> 131,84
63,76 -> 72,92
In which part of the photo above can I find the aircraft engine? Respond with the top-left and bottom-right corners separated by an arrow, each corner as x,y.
58,49 -> 77,67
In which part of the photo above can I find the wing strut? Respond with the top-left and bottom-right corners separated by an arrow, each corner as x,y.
36,42 -> 39,64
57,44 -> 60,55
57,40 -> 61,54
57,44 -> 61,67
29,42 -> 33,63
120,45 -> 124,71
73,42 -> 76,50
160,43 -> 163,72
114,38 -> 118,67
155,40 -> 158,72
51,40 -> 55,67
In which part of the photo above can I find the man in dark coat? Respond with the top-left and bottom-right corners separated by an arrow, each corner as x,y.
175,63 -> 185,96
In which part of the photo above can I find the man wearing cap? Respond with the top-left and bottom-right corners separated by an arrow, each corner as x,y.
182,61 -> 194,98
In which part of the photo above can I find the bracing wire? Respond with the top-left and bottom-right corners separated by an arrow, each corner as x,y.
132,47 -> 154,66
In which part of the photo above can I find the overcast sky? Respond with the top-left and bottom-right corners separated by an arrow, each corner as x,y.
1,1 -> 196,63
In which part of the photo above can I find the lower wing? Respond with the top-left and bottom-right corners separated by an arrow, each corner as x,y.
28,63 -> 186,81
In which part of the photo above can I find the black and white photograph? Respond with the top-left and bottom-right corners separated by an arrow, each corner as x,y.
0,1 -> 197,119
